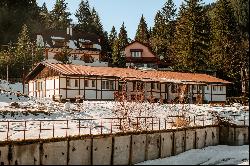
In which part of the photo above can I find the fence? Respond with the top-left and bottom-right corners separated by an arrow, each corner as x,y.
0,113 -> 247,141
0,125 -> 248,165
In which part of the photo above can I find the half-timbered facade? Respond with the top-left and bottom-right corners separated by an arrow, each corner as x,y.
26,62 -> 231,103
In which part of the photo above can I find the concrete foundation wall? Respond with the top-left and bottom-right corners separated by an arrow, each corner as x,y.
11,143 -> 40,165
160,132 -> 173,158
68,139 -> 91,165
0,126 -> 247,165
173,131 -> 185,155
41,141 -> 68,165
146,133 -> 160,160
234,127 -> 249,146
185,129 -> 196,151
0,145 -> 9,165
131,134 -> 146,164
92,137 -> 112,165
196,128 -> 206,149
113,135 -> 131,165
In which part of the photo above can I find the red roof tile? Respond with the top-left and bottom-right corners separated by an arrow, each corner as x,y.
26,62 -> 231,84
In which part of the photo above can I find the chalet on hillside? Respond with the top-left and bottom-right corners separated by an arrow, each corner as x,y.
34,26 -> 107,66
25,62 -> 231,104
124,41 -> 170,69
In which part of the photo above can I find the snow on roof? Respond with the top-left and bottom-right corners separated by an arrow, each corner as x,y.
51,36 -> 65,40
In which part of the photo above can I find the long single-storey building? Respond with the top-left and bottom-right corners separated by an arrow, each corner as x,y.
25,62 -> 231,103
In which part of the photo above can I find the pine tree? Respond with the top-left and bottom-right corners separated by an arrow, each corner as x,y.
109,26 -> 117,47
50,0 -> 71,30
173,0 -> 210,72
150,0 -> 177,62
0,0 -> 42,44
107,26 -> 117,62
90,8 -> 104,35
118,22 -> 129,48
75,0 -> 92,32
15,24 -> 33,80
112,22 -> 128,67
135,15 -> 150,45
54,47 -> 70,64
210,0 -> 243,95
39,2 -> 50,30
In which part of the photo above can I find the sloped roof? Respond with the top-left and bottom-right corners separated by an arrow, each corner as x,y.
26,62 -> 231,84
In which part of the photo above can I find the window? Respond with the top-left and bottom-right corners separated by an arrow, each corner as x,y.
213,86 -> 217,91
66,79 -> 70,87
220,86 -> 223,91
137,82 -> 144,91
157,83 -> 160,90
165,84 -> 168,92
133,82 -> 136,91
75,79 -> 78,87
84,80 -> 89,87
151,82 -> 156,89
192,85 -> 196,90
171,84 -> 178,93
92,80 -> 96,87
131,51 -> 142,58
207,86 -> 209,91
102,80 -> 114,90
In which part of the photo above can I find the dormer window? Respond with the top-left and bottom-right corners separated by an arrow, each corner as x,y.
130,49 -> 142,58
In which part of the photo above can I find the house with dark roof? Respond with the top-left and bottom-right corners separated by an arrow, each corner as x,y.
35,26 -> 108,66
124,41 -> 171,69
25,62 -> 231,103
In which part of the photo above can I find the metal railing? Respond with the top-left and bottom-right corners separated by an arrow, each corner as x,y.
1,113 -> 246,141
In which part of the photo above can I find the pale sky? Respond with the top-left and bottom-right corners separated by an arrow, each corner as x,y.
37,0 -> 215,39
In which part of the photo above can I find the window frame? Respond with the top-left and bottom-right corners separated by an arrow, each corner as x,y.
84,80 -> 89,87
75,79 -> 79,87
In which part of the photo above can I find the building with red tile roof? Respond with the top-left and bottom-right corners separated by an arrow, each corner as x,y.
26,62 -> 231,103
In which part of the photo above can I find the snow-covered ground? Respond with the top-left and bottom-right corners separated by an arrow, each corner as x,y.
0,79 -> 249,141
137,145 -> 249,165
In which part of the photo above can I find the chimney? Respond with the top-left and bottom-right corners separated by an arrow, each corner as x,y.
67,24 -> 73,36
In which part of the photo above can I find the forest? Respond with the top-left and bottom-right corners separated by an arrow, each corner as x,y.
0,0 -> 248,97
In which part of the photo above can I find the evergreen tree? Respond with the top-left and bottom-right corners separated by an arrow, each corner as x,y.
112,22 -> 128,67
75,0 -> 92,32
54,47 -> 70,64
118,22 -> 129,48
0,0 -> 42,44
151,0 -> 177,63
99,31 -> 110,61
135,15 -> 150,45
109,26 -> 117,47
107,26 -> 117,62
50,0 -> 71,30
173,0 -> 210,72
39,2 -> 50,31
15,24 -> 33,79
210,0 -> 243,95
90,8 -> 104,35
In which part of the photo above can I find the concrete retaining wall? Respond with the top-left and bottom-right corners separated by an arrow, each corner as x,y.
68,139 -> 91,165
113,135 -> 131,165
11,143 -> 40,165
146,133 -> 160,160
92,137 -> 112,165
196,128 -> 206,149
131,134 -> 146,164
0,145 -> 9,165
185,129 -> 196,151
0,125 -> 247,165
41,141 -> 68,165
234,127 -> 249,146
160,132 -> 173,158
173,131 -> 185,155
